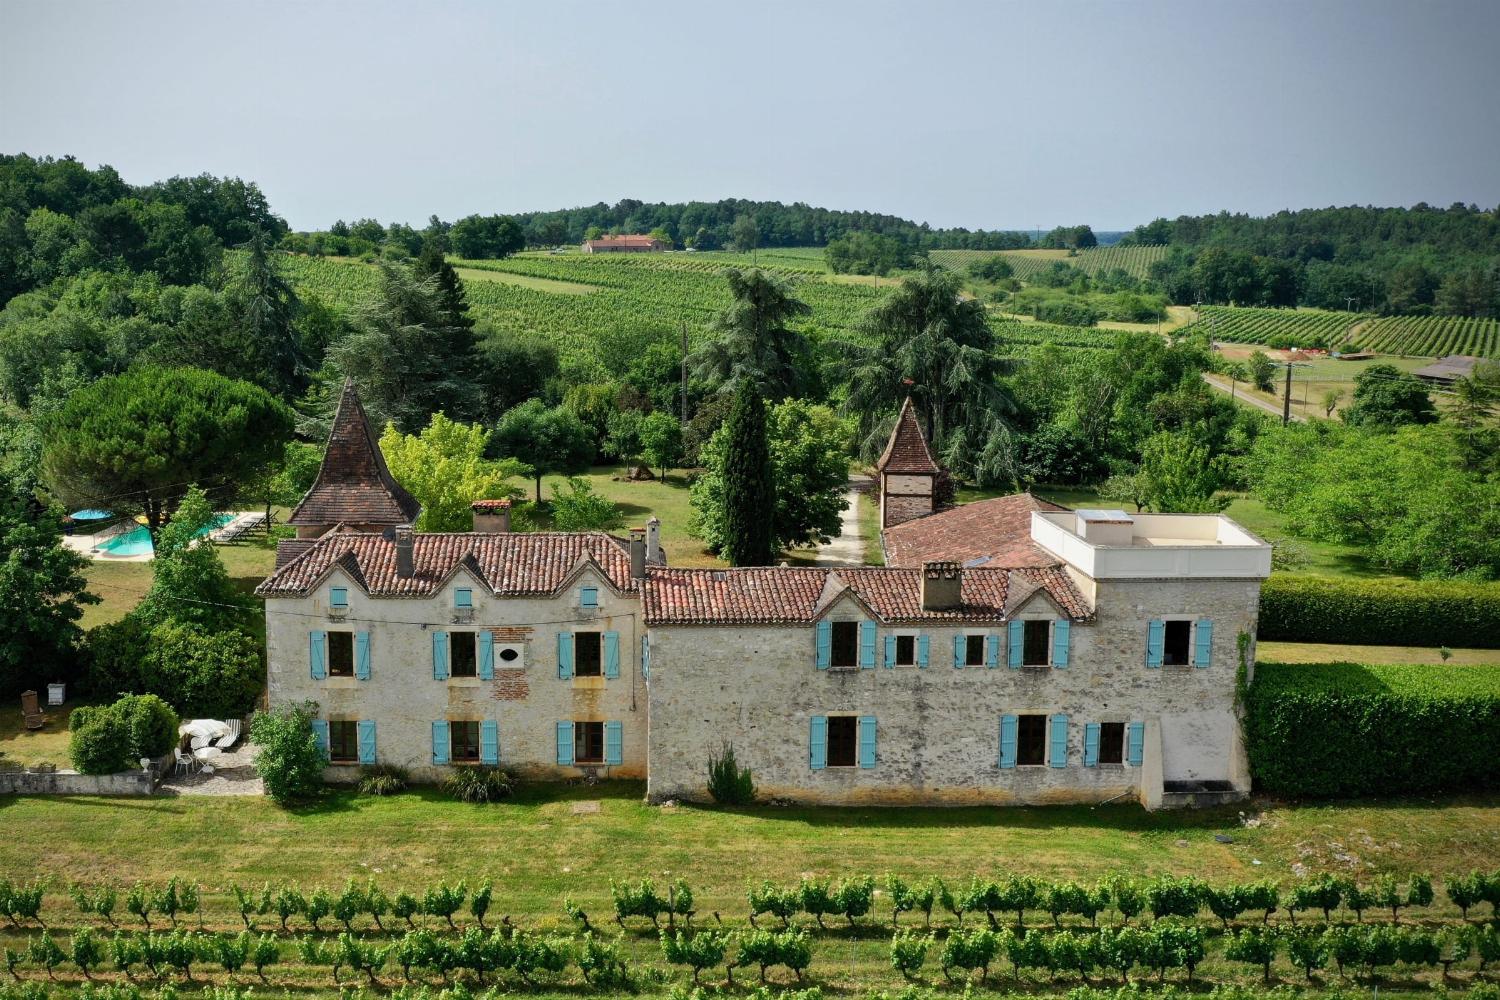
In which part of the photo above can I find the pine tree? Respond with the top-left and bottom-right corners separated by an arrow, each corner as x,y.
414,238 -> 474,331
721,386 -> 775,566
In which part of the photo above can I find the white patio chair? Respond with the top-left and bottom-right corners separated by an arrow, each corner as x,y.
173,748 -> 193,776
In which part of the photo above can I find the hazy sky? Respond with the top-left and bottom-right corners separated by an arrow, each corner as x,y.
3,0 -> 1497,232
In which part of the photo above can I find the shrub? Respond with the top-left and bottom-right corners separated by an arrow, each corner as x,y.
706,742 -> 755,805
748,881 -> 800,928
832,875 -> 874,926
68,707 -> 133,775
442,765 -> 514,803
85,618 -> 263,719
357,764 -> 408,797
660,929 -> 727,985
1286,927 -> 1329,980
577,932 -> 628,988
939,927 -> 999,982
1224,927 -> 1278,981
1258,576 -> 1500,647
889,930 -> 932,979
611,879 -> 666,928
1246,662 -> 1500,796
250,701 -> 325,805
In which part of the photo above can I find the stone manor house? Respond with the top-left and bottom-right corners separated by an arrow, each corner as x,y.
258,387 -> 1272,809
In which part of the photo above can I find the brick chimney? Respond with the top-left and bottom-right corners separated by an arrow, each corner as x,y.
629,527 -> 646,580
395,524 -> 415,579
471,499 -> 511,533
920,560 -> 962,611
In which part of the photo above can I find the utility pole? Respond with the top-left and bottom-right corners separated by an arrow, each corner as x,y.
1282,363 -> 1294,426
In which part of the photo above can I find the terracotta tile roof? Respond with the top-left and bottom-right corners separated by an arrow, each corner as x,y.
881,493 -> 1069,569
288,380 -> 422,527
256,531 -> 635,598
585,235 -> 663,248
274,539 -> 317,570
643,565 -> 1089,625
875,397 -> 940,474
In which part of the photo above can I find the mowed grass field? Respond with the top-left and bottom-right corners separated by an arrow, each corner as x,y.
0,787 -> 1497,998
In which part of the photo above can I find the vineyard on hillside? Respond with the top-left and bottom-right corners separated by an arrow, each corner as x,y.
1178,306 -> 1369,350
278,253 -> 889,366
1358,314 -> 1500,358
931,245 -> 1170,281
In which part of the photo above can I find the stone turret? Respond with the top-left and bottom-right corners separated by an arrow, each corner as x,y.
875,397 -> 940,529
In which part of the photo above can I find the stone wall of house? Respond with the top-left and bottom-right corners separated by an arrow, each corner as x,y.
644,578 -> 1260,806
265,565 -> 647,784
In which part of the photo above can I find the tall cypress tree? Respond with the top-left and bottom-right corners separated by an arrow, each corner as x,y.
415,237 -> 474,331
721,385 -> 775,566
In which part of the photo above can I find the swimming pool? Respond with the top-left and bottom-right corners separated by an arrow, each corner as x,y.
95,514 -> 236,557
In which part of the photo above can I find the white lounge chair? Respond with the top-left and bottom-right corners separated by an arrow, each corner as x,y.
215,726 -> 239,751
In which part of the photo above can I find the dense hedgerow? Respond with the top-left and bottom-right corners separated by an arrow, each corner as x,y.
1246,662 -> 1500,797
1258,576 -> 1500,648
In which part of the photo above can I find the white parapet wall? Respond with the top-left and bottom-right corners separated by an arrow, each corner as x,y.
1030,511 -> 1272,581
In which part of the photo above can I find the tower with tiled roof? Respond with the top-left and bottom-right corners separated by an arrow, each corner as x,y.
287,380 -> 423,539
875,397 -> 941,529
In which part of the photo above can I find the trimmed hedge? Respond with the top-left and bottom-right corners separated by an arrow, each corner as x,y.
1246,662 -> 1500,797
1258,575 -> 1500,648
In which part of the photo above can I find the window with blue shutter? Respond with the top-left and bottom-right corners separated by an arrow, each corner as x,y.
431,631 -> 449,680
641,634 -> 650,679
1194,619 -> 1213,667
580,586 -> 598,608
985,633 -> 1000,668
431,721 -> 450,765
917,634 -> 930,669
1127,721 -> 1145,766
455,588 -> 473,608
603,631 -> 620,679
1007,621 -> 1023,668
1146,620 -> 1165,668
1052,620 -> 1071,669
952,633 -> 965,669
1049,714 -> 1069,768
858,620 -> 876,669
480,720 -> 499,765
557,632 -> 574,679
357,720 -> 377,764
311,718 -> 330,759
884,635 -> 896,668
330,587 -> 348,608
858,716 -> 877,769
809,716 -> 828,770
1083,722 -> 1100,767
999,715 -> 1018,769
478,632 -> 494,680
555,721 -> 574,765
604,721 -> 623,765
815,620 -> 832,670
354,632 -> 371,680
309,631 -> 327,680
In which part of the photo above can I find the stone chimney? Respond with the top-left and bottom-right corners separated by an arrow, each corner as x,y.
629,527 -> 647,580
920,560 -> 962,611
645,516 -> 663,565
471,499 -> 511,533
395,524 -> 415,579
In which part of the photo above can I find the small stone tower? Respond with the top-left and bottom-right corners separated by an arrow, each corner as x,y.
875,397 -> 940,529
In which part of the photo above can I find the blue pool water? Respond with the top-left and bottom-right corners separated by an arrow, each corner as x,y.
96,514 -> 236,557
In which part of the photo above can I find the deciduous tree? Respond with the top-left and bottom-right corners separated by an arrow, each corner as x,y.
380,413 -> 525,531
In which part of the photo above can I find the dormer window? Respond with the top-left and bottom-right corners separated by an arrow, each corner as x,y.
455,588 -> 473,609
580,586 -> 599,609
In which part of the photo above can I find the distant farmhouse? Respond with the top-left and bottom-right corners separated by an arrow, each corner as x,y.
581,234 -> 668,253
259,383 -> 1271,809
1412,354 -> 1481,387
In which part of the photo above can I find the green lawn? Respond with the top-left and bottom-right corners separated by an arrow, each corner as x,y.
81,533 -> 280,629
536,466 -> 726,568
0,704 -> 78,768
0,787 -> 1495,997
1258,641 -> 1500,666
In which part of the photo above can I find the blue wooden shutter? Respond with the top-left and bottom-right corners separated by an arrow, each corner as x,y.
1127,721 -> 1145,766
884,635 -> 896,668
859,620 -> 876,669
1194,619 -> 1213,667
311,718 -> 330,759
357,720 -> 377,764
480,720 -> 499,765
330,587 -> 348,608
985,633 -> 1000,668
431,631 -> 449,680
1146,620 -> 1165,668
641,634 -> 650,679
555,721 -> 574,765
1006,621 -> 1023,668
999,715 -> 1018,769
1052,620 -> 1070,669
809,716 -> 828,770
1083,722 -> 1100,767
354,632 -> 371,680
952,633 -> 965,669
1049,713 -> 1069,768
603,631 -> 620,678
815,621 -> 832,670
455,588 -> 473,608
309,631 -> 327,680
557,632 -> 574,679
917,634 -> 930,669
478,632 -> 494,680
431,721 -> 450,765
580,586 -> 598,608
604,721 -> 623,765
858,716 -> 877,769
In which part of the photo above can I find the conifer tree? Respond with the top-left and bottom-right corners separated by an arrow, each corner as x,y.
721,386 -> 775,566
414,238 -> 474,331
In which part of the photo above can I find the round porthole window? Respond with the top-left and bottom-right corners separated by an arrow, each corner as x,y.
498,647 -> 520,663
